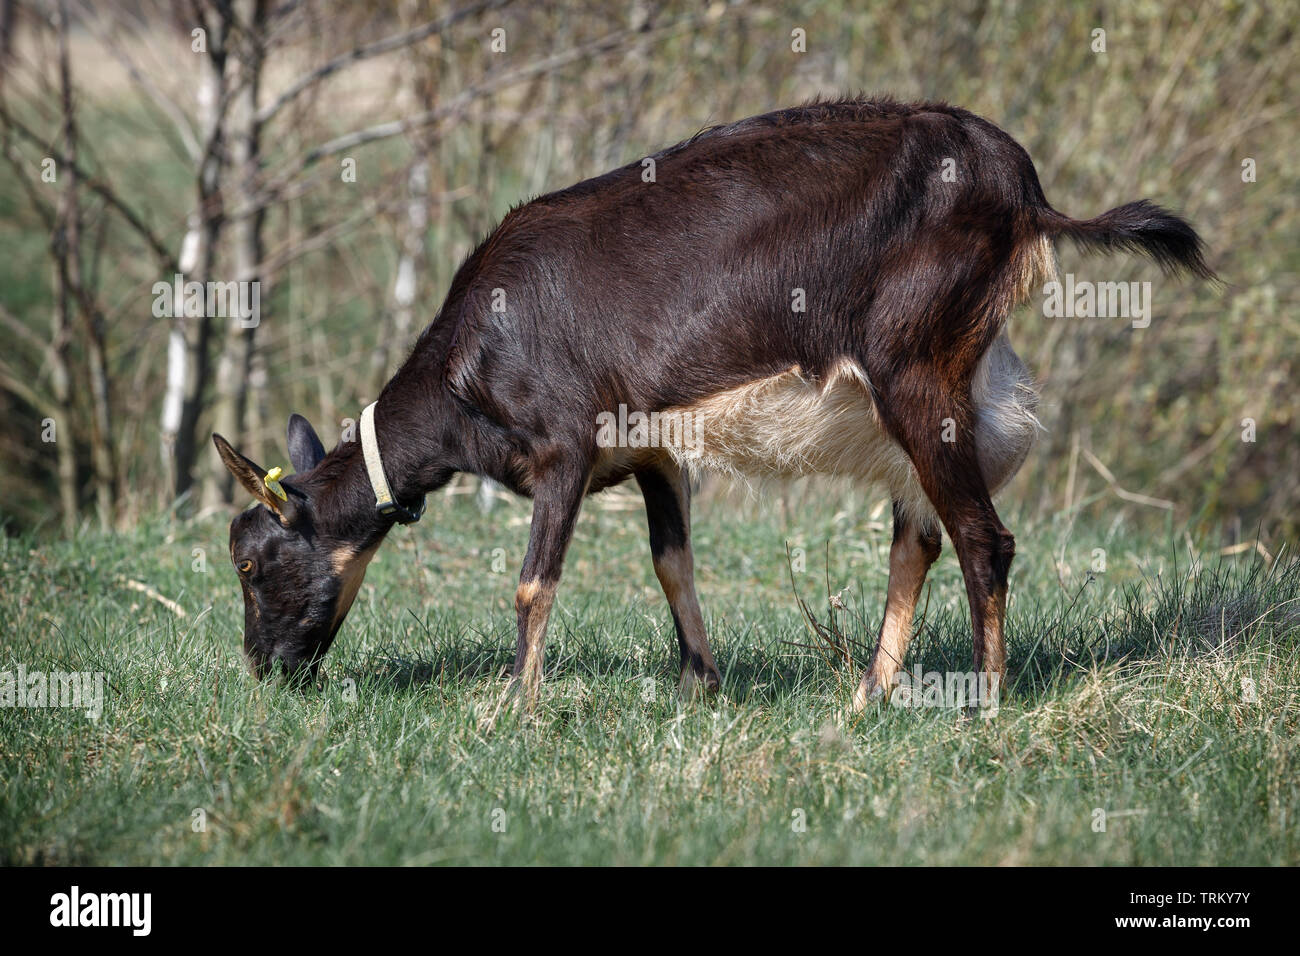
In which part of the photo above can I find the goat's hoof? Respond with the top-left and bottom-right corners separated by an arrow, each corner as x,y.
505,674 -> 542,714
679,668 -> 722,701
851,674 -> 889,712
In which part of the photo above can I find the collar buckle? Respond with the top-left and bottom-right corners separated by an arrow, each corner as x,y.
376,496 -> 426,525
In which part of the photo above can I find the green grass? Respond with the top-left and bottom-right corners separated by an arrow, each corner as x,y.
1,485 -> 1297,865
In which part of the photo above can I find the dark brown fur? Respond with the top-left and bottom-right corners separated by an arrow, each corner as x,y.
214,97 -> 1212,694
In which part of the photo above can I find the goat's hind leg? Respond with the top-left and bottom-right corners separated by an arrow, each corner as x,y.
884,381 -> 1014,708
855,240 -> 1036,709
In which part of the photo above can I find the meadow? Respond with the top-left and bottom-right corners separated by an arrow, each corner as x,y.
2,484 -> 1296,865
0,0 -> 1296,870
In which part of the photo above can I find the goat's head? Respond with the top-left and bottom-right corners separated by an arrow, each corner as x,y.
213,415 -> 376,683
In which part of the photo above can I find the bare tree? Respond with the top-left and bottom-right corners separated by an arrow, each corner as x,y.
2,1 -> 186,531
55,0 -> 115,529
369,0 -> 441,398
208,0 -> 268,506
159,1 -> 231,505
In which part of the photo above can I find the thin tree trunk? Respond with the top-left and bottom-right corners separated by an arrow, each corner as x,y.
370,0 -> 437,397
160,10 -> 228,505
0,0 -> 15,68
46,3 -> 76,535
57,0 -> 115,529
209,0 -> 267,504
50,196 -> 77,535
370,160 -> 430,396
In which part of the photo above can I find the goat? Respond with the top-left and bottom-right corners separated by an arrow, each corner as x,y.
213,97 -> 1212,707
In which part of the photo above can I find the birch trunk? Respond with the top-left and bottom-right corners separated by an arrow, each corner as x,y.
159,16 -> 228,505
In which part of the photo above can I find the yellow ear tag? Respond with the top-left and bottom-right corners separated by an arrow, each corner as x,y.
263,466 -> 288,501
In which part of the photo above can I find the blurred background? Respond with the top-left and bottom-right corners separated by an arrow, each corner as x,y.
0,0 -> 1295,543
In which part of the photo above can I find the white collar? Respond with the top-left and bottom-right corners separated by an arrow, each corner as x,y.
359,401 -> 425,524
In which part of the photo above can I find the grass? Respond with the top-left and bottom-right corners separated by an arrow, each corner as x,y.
1,483 -> 1297,865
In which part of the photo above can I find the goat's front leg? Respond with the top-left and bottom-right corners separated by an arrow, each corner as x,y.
509,469 -> 588,707
853,500 -> 941,709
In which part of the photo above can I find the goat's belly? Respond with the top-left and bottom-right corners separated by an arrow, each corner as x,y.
643,339 -> 1036,519
662,360 -> 922,493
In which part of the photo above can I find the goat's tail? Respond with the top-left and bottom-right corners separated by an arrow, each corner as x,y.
1037,200 -> 1216,281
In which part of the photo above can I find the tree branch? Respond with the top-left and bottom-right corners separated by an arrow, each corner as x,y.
255,0 -> 511,126
73,0 -> 203,162
243,15 -> 699,217
0,104 -> 179,271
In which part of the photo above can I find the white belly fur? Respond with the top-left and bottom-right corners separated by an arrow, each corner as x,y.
659,333 -> 1039,522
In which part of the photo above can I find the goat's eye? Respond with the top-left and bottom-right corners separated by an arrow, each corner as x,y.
237,559 -> 254,574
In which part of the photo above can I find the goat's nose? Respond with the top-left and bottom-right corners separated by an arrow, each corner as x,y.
244,650 -> 273,680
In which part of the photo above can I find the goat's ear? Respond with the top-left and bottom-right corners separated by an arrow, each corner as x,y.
212,433 -> 300,525
286,413 -> 326,472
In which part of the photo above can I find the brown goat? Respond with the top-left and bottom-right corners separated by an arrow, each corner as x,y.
213,97 -> 1212,707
